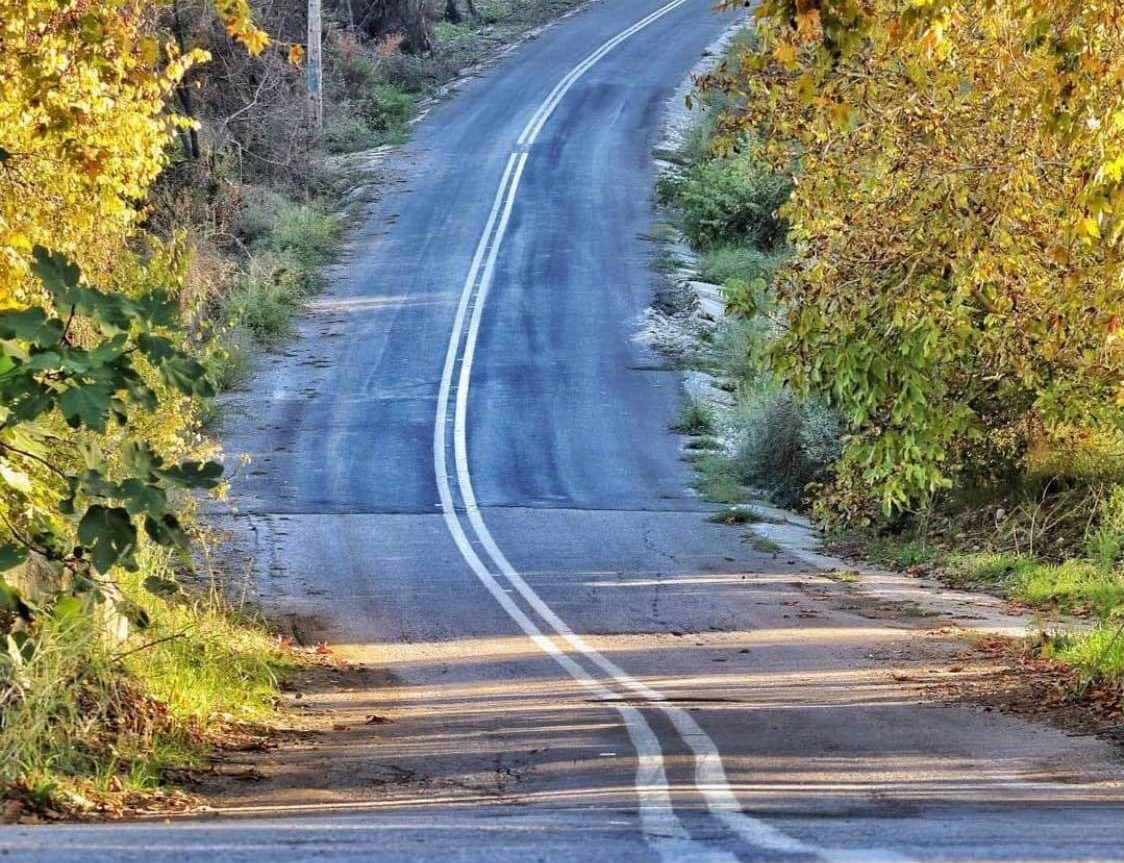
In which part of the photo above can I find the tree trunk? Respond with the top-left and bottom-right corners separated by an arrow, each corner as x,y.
445,0 -> 462,23
356,0 -> 433,54
171,0 -> 201,158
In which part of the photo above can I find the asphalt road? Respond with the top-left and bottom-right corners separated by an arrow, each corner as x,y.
6,0 -> 1124,860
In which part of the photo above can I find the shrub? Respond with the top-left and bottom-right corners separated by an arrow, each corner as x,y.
671,400 -> 716,436
269,204 -> 341,268
0,549 -> 291,808
731,385 -> 841,509
220,256 -> 312,343
1086,486 -> 1124,571
698,244 -> 783,287
380,50 -> 459,91
206,325 -> 255,392
321,111 -> 376,154
660,149 -> 791,251
359,83 -> 416,133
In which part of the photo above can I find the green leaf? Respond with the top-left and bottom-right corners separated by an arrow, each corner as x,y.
132,290 -> 178,328
31,247 -> 81,303
121,441 -> 161,477
120,479 -> 167,517
0,542 -> 28,572
144,513 -> 188,548
77,505 -> 136,574
158,460 -> 223,489
52,595 -> 84,623
0,308 -> 63,346
58,383 -> 113,431
136,332 -> 176,363
158,354 -> 214,398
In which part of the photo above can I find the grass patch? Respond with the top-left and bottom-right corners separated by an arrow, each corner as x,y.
221,269 -> 302,343
937,551 -> 1034,591
939,551 -> 1124,617
268,203 -> 342,268
1047,624 -> 1124,682
671,400 -> 715,436
1015,560 -> 1124,618
709,506 -> 759,525
746,531 -> 782,554
0,548 -> 294,814
864,537 -> 937,569
686,436 -> 722,451
697,244 -> 783,287
692,454 -> 745,505
218,197 -> 342,348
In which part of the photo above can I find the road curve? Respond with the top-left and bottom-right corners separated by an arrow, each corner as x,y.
6,1 -> 1124,860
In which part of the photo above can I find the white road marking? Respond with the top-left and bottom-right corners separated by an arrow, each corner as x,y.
434,1 -> 913,861
516,0 -> 696,147
434,154 -> 731,863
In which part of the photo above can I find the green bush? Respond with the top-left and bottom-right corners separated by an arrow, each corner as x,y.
698,244 -> 783,287
731,384 -> 841,509
671,400 -> 716,436
220,256 -> 310,343
321,111 -> 375,154
359,84 -> 415,134
322,85 -> 414,154
205,325 -> 255,392
0,549 -> 291,809
222,195 -> 340,344
1086,486 -> 1124,571
269,204 -> 341,268
660,150 -> 791,251
232,185 -> 292,247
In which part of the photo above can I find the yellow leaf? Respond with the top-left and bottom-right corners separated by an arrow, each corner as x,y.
773,41 -> 797,67
1078,217 -> 1101,241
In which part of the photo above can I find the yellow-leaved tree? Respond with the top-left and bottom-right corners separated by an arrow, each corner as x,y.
0,0 -> 267,621
712,0 -> 1124,518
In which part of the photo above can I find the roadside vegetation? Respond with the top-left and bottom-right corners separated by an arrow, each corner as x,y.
661,4 -> 1124,707
0,0 -> 585,819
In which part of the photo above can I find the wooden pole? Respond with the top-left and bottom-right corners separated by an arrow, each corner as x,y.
307,0 -> 323,131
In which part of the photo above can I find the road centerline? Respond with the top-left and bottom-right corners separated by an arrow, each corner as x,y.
432,1 -> 912,860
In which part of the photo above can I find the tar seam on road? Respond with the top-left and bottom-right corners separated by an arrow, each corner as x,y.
432,2 -> 910,861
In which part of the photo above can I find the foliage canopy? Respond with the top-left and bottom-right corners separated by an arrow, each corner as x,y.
712,0 -> 1124,517
0,0 -> 267,620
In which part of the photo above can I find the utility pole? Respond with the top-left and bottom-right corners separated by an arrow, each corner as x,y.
307,0 -> 323,131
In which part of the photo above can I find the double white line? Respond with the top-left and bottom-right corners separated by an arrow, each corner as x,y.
433,2 -> 903,860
